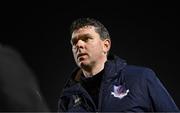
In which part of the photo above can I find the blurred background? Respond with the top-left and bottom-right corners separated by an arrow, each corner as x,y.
0,1 -> 179,111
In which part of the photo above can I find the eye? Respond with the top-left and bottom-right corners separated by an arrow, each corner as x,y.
82,36 -> 93,42
82,37 -> 89,42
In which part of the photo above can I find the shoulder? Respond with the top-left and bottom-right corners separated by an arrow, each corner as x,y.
122,65 -> 159,91
123,65 -> 157,80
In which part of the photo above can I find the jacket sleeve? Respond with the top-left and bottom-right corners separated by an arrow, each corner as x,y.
144,68 -> 179,112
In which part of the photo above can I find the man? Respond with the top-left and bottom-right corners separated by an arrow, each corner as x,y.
0,44 -> 49,112
58,18 -> 179,112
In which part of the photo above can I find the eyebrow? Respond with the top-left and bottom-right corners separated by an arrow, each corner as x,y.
71,34 -> 92,44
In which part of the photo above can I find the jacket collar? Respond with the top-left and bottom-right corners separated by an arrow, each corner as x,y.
104,54 -> 127,80
66,54 -> 127,87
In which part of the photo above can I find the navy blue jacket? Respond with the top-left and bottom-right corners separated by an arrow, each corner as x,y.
58,55 -> 179,112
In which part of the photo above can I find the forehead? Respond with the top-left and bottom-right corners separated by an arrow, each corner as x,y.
71,26 -> 97,39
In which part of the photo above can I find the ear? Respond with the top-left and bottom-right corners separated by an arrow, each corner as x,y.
102,39 -> 111,54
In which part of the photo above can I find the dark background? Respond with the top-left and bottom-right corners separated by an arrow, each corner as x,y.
1,1 -> 179,111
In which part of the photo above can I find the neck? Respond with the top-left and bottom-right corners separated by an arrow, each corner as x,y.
81,57 -> 107,78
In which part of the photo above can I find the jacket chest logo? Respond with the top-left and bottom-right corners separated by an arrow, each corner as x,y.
72,95 -> 82,106
111,84 -> 129,99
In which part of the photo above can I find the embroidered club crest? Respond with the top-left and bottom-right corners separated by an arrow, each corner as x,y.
111,84 -> 129,99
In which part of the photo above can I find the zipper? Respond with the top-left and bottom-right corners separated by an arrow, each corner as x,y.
78,83 -> 96,111
97,72 -> 106,112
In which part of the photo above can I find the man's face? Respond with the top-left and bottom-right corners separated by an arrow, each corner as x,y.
71,26 -> 110,68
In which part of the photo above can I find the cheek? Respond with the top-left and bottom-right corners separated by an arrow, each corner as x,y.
90,45 -> 104,55
72,50 -> 77,58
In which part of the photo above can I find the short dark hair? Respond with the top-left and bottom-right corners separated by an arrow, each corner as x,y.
70,18 -> 110,40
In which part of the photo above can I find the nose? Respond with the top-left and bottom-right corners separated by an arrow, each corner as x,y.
73,39 -> 85,53
76,39 -> 85,49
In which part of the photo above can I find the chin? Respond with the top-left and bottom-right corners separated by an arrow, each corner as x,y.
79,61 -> 90,68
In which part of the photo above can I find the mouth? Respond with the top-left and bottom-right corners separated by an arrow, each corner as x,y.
77,53 -> 88,60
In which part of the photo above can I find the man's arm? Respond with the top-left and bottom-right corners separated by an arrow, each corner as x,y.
144,68 -> 179,112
